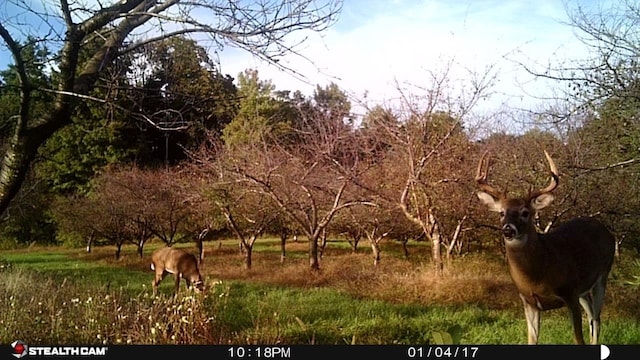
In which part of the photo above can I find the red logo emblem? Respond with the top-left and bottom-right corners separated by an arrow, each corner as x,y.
11,340 -> 28,358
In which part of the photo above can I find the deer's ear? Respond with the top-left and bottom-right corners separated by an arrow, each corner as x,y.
531,193 -> 554,210
477,191 -> 502,212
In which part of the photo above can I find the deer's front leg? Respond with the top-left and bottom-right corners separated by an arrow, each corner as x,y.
174,274 -> 181,295
521,294 -> 540,345
152,271 -> 166,295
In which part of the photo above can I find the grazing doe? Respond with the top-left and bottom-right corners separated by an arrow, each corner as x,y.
475,150 -> 615,344
150,247 -> 204,296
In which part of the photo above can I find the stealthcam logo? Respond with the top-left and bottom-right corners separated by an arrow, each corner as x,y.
10,341 -> 108,357
11,340 -> 28,358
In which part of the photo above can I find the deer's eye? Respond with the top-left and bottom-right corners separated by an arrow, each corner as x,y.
499,211 -> 505,217
521,209 -> 530,218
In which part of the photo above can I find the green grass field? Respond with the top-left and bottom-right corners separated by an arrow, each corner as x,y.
1,239 -> 639,345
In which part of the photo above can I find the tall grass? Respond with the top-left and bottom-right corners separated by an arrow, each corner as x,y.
0,265 -> 502,345
0,266 -> 227,344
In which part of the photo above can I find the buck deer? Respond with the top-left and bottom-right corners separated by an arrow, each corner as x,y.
150,247 -> 204,296
475,150 -> 615,344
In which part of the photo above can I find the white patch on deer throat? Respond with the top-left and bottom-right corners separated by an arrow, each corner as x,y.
505,233 -> 528,246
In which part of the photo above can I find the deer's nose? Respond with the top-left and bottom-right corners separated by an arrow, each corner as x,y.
502,224 -> 517,239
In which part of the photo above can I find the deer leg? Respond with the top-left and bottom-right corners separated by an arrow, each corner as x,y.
591,277 -> 608,344
567,297 -> 586,345
520,295 -> 540,344
579,292 -> 596,344
174,274 -> 181,295
152,271 -> 168,295
582,276 -> 607,344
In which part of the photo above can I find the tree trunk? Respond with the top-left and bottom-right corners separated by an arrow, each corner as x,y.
279,233 -> 287,264
243,245 -> 252,270
349,234 -> 360,253
446,214 -> 468,259
401,239 -> 409,259
432,237 -> 443,273
318,229 -> 328,259
370,238 -> 381,266
115,242 -> 122,260
85,231 -> 95,253
0,22 -> 123,215
426,211 -> 443,274
0,129 -> 46,214
308,235 -> 320,270
137,240 -> 144,258
196,227 -> 209,263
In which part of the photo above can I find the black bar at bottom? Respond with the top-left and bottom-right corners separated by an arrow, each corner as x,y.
5,344 -> 639,360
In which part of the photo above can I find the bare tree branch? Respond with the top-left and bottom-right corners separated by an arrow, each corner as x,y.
570,157 -> 640,173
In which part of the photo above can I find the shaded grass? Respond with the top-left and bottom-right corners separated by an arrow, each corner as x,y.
4,250 -> 152,293
1,239 -> 639,345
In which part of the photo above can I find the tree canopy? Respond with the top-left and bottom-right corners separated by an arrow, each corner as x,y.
0,0 -> 342,214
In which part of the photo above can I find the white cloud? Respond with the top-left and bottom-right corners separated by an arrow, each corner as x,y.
0,0 -> 600,120
217,0 -> 595,116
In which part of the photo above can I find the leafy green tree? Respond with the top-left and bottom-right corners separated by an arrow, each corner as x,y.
221,69 -> 296,147
128,37 -> 239,166
30,33 -> 135,195
0,37 -> 53,137
310,82 -> 352,124
36,116 -> 133,195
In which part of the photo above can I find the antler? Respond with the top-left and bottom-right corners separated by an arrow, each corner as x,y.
529,150 -> 559,199
475,151 -> 505,199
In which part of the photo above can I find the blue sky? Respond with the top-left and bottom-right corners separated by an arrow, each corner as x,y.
220,0 -> 604,116
0,0 -> 608,117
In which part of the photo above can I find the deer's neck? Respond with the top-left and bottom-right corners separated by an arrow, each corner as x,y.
505,230 -> 548,282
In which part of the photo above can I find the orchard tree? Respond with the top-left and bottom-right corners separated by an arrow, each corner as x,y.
363,63 -> 496,273
196,98 -> 374,271
515,0 -> 640,254
50,194 -> 102,251
564,104 -> 640,253
85,165 -> 198,257
526,1 -> 640,115
190,146 -> 280,270
522,1 -> 640,167
0,0 -> 342,216
112,166 -> 193,247
84,168 -> 137,259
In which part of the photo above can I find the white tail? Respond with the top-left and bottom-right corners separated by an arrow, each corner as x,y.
150,247 -> 204,295
475,150 -> 615,344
